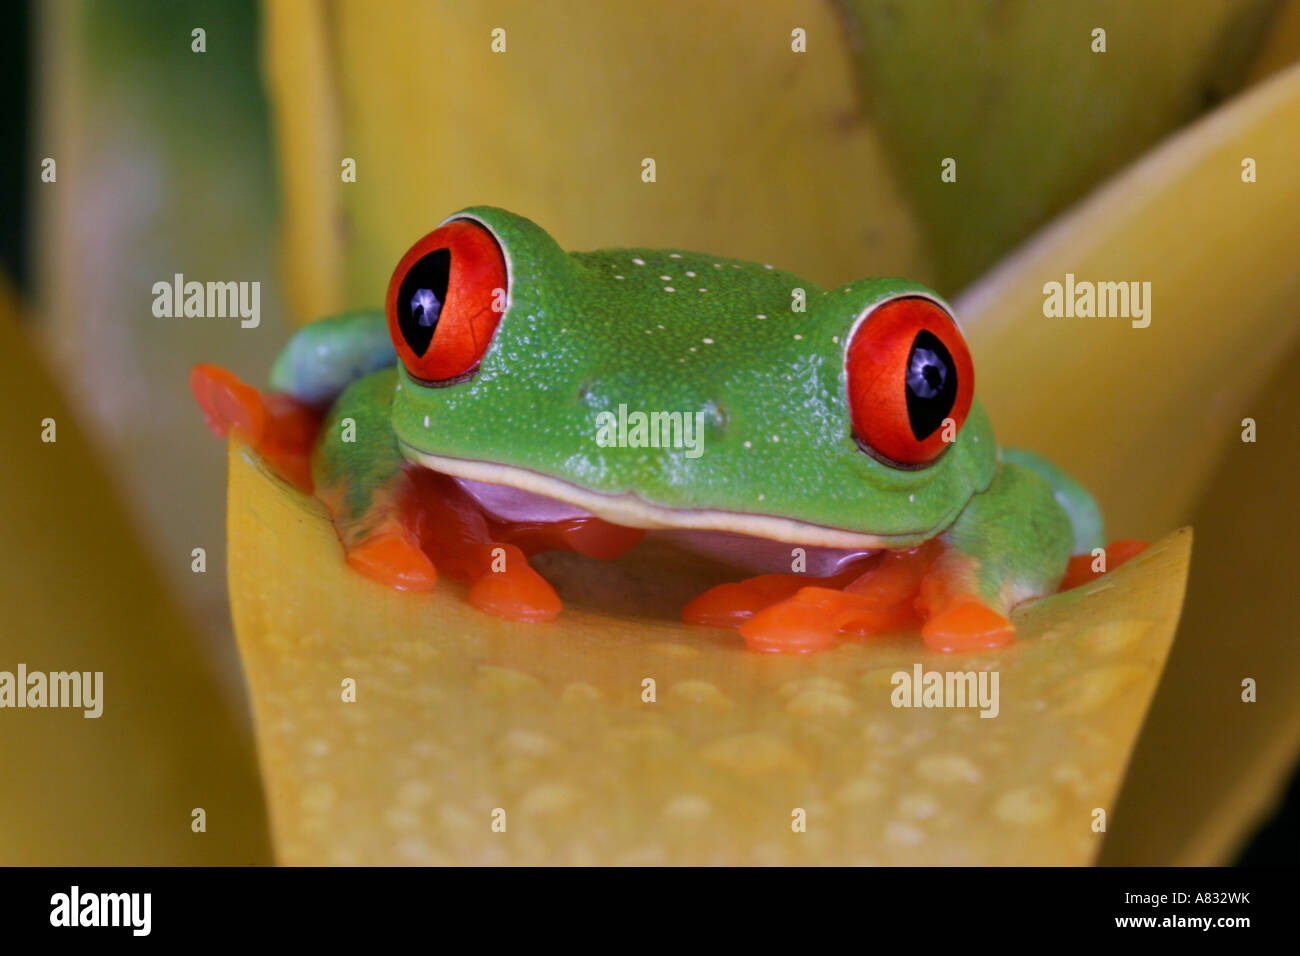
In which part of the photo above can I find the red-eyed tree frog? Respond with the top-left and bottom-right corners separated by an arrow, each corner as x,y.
192,206 -> 1144,653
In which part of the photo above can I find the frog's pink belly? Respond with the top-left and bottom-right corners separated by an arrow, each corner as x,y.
454,476 -> 874,576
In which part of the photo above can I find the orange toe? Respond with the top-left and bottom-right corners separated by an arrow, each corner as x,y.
346,529 -> 438,591
921,600 -> 1015,652
738,588 -> 847,654
1105,539 -> 1148,569
468,561 -> 562,623
1060,538 -> 1149,591
190,363 -> 265,441
190,363 -> 320,493
682,580 -> 772,628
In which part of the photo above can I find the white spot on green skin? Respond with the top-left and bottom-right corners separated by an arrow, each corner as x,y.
632,257 -> 645,266
664,287 -> 675,292
908,494 -> 915,502
614,275 -> 624,280
424,415 -> 430,428
764,264 -> 773,270
660,275 -> 672,281
794,334 -> 803,340
743,440 -> 752,448
757,314 -> 766,320
703,337 -> 714,345
669,253 -> 681,259
685,271 -> 696,277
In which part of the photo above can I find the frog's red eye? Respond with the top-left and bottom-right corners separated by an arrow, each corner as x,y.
846,296 -> 974,466
386,219 -> 507,383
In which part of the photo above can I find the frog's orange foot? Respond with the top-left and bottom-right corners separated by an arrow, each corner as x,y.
401,474 -> 563,622
190,363 -> 321,493
466,543 -> 562,622
730,581 -> 908,652
326,476 -> 563,620
687,545 -> 937,653
920,599 -> 1015,653
682,555 -> 881,630
1059,539 -> 1148,591
739,587 -> 852,653
345,523 -> 439,592
686,542 -> 1026,654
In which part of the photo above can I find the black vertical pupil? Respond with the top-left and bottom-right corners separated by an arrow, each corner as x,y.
904,329 -> 957,441
397,248 -> 451,357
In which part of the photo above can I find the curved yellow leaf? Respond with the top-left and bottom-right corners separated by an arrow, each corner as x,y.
261,0 -> 347,325
948,64 -> 1300,863
839,0 -> 1282,289
228,437 -> 1189,865
262,0 -> 929,323
0,284 -> 270,865
1100,333 -> 1300,865
956,61 -> 1300,541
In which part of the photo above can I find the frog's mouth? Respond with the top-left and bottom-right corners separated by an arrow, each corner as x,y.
403,447 -> 924,575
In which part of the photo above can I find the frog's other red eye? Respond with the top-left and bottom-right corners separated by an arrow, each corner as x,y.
846,296 -> 974,466
387,219 -> 508,383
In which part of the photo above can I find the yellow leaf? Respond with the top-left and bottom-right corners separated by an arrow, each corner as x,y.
957,61 -> 1300,541
839,0 -> 1284,288
228,437 -> 1190,865
0,283 -> 270,865
1101,333 -> 1300,864
261,0 -> 347,325
947,64 -> 1300,862
261,0 -> 929,323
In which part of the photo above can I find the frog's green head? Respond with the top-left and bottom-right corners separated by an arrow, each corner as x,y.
387,206 -> 997,549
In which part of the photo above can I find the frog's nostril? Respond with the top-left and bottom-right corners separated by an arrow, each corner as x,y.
704,401 -> 728,433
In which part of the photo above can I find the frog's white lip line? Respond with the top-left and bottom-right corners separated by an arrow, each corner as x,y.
402,445 -> 934,550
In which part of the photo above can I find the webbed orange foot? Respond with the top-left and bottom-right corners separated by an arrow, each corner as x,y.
920,598 -> 1015,652
686,544 -> 937,653
345,522 -> 439,592
465,543 -> 562,622
682,557 -> 876,631
1059,538 -> 1148,591
190,363 -> 320,493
